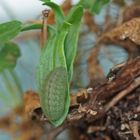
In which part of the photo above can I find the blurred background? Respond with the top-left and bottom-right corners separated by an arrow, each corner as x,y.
1,0 -> 138,139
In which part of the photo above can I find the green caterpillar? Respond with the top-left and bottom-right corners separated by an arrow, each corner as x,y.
40,67 -> 70,126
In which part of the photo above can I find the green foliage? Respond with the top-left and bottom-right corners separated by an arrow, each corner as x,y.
0,20 -> 22,44
37,22 -> 70,91
40,0 -> 50,2
37,21 -> 70,126
0,21 -> 22,113
79,0 -> 110,14
64,6 -> 83,81
0,0 -> 109,127
91,0 -> 110,13
43,1 -> 64,26
37,2 -> 83,126
0,42 -> 20,73
0,20 -> 21,72
21,23 -> 43,32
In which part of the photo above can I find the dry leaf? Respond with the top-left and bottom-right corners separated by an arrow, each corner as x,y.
104,17 -> 140,45
23,90 -> 41,120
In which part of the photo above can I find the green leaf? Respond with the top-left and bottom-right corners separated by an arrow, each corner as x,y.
37,26 -> 56,91
21,23 -> 43,32
91,0 -> 110,13
40,0 -> 50,2
79,0 -> 93,9
64,6 -> 83,81
0,20 -> 22,43
37,22 -> 71,126
0,42 -> 21,73
37,2 -> 84,127
41,67 -> 70,127
43,2 -> 64,26
21,23 -> 54,32
37,22 -> 70,92
79,0 -> 109,14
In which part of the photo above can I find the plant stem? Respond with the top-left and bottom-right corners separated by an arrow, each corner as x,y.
41,9 -> 49,48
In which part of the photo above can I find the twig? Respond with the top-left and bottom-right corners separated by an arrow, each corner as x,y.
41,9 -> 49,48
68,57 -> 140,124
105,76 -> 140,112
